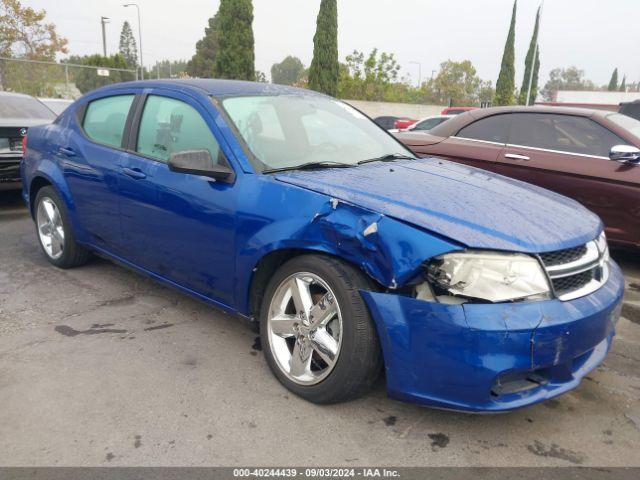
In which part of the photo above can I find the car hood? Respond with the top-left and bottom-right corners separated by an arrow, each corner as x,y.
393,131 -> 445,146
274,158 -> 602,253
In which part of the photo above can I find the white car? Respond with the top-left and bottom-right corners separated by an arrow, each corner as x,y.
389,114 -> 453,133
38,98 -> 74,116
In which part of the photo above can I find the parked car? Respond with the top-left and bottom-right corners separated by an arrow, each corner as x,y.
441,106 -> 477,115
22,80 -> 623,412
394,117 -> 417,130
396,106 -> 640,249
1,91 -> 56,191
39,98 -> 74,116
389,115 -> 453,133
373,115 -> 400,130
618,100 -> 640,122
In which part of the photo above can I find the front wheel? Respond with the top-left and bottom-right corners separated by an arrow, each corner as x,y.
260,255 -> 382,404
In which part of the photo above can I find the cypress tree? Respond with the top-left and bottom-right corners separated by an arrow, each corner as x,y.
518,7 -> 541,105
607,68 -> 618,92
215,0 -> 255,80
308,0 -> 339,96
118,21 -> 138,69
620,75 -> 627,92
494,0 -> 517,106
608,68 -> 619,91
187,13 -> 221,78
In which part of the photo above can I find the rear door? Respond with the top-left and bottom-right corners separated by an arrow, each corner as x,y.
417,114 -> 511,171
499,113 -> 636,244
64,92 -> 136,250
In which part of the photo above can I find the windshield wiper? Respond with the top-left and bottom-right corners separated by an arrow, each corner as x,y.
263,161 -> 356,174
357,153 -> 415,165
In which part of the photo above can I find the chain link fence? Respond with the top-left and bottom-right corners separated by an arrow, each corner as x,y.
0,57 -> 138,100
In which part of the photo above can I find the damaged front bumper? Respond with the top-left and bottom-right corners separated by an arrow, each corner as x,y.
361,261 -> 624,412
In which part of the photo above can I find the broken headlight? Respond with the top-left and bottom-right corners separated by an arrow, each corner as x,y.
424,251 -> 551,303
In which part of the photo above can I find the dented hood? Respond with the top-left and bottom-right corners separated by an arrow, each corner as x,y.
275,158 -> 602,253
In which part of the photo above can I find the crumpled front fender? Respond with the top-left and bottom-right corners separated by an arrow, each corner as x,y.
234,178 -> 461,314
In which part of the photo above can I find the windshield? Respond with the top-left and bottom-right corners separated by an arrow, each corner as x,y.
0,95 -> 56,120
413,117 -> 448,131
607,113 -> 640,139
221,94 -> 412,171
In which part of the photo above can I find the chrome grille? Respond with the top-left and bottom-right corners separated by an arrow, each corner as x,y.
539,235 -> 609,301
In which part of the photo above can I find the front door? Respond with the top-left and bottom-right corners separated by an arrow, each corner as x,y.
117,91 -> 238,306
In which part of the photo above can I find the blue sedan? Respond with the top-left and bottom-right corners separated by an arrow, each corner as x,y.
21,79 -> 624,411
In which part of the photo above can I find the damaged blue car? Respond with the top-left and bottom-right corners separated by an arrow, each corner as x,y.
21,79 -> 624,411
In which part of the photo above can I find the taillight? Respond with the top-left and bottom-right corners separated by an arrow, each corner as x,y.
22,135 -> 27,156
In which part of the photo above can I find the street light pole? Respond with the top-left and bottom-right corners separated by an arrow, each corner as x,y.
100,17 -> 109,56
409,61 -> 422,87
123,3 -> 144,80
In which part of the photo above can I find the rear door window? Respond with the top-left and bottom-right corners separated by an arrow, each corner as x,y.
82,95 -> 135,148
509,113 -> 626,157
457,115 -> 510,143
136,95 -> 221,163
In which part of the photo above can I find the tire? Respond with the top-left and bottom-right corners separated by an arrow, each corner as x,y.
34,186 -> 90,269
260,254 -> 382,404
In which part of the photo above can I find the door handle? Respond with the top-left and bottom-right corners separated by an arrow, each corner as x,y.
58,146 -> 76,157
122,167 -> 147,180
504,153 -> 530,161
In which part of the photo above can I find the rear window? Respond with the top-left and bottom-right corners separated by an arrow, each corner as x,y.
82,95 -> 134,148
0,95 -> 55,120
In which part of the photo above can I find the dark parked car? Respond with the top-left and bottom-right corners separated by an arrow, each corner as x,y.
22,80 -> 623,411
1,91 -> 55,190
396,106 -> 640,248
372,115 -> 400,130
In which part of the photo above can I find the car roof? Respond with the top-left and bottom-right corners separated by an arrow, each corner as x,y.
428,105 -> 612,138
90,78 -> 325,98
0,90 -> 36,99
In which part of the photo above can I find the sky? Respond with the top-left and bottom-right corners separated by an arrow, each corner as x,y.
26,0 -> 640,88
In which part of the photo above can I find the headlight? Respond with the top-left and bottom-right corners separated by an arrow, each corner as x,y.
425,251 -> 551,303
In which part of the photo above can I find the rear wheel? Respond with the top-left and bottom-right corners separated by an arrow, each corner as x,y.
35,186 -> 89,269
260,254 -> 382,403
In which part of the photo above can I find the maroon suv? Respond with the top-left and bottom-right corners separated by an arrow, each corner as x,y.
396,106 -> 640,248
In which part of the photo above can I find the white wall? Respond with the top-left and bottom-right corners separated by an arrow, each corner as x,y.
343,100 -> 446,120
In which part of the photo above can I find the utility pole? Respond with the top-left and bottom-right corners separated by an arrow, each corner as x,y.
123,4 -> 144,80
100,16 -> 110,56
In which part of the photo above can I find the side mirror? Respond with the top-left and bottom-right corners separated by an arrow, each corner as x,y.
609,145 -> 640,164
168,149 -> 235,182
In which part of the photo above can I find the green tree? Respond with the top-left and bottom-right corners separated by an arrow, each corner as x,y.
337,49 -> 401,101
118,21 -> 138,69
540,66 -> 597,101
494,0 -> 517,106
72,54 -> 133,94
608,68 -> 619,91
187,13 -> 220,78
215,0 -> 255,80
308,0 -> 339,96
423,60 -> 488,106
0,0 -> 68,91
271,56 -> 305,85
518,7 -> 541,105
148,59 -> 189,79
620,75 -> 627,92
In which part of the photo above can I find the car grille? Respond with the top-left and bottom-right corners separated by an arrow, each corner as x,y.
539,238 -> 608,301
539,245 -> 587,267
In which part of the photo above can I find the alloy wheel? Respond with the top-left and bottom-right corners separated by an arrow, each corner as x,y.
267,272 -> 343,385
37,197 -> 65,260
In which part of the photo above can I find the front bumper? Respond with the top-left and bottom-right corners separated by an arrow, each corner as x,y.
361,261 -> 624,412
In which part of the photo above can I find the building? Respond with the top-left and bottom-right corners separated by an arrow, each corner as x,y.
537,90 -> 640,111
